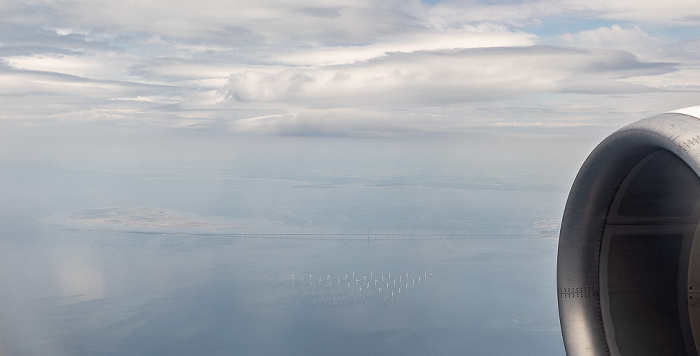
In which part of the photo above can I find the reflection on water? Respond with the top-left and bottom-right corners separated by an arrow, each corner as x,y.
0,228 -> 563,356
58,260 -> 105,302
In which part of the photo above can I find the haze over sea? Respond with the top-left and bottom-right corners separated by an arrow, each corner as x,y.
2,0 -> 700,355
0,139 -> 568,355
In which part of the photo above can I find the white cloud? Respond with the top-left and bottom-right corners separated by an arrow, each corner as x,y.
219,46 -> 673,108
274,29 -> 536,66
618,67 -> 700,92
430,0 -> 700,27
560,25 -> 660,52
6,53 -> 132,79
13,0 -> 428,45
228,109 -> 441,136
561,0 -> 700,26
428,1 -> 555,28
0,0 -> 698,138
489,121 -> 597,128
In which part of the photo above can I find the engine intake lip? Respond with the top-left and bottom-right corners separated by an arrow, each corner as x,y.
558,109 -> 700,356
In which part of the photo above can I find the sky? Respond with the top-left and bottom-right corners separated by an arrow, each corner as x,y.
1,0 -> 700,231
1,0 -> 699,141
3,3 -> 699,353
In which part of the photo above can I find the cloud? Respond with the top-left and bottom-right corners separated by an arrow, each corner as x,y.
430,0 -> 700,27
228,109 -> 439,137
490,121 -> 597,128
6,0 -> 430,45
218,46 -> 674,108
0,63 -> 183,122
561,0 -> 700,26
560,25 -> 660,51
273,29 -> 537,66
428,1 -> 555,28
0,0 -> 697,138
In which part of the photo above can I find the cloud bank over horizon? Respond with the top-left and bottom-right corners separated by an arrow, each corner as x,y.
1,0 -> 699,138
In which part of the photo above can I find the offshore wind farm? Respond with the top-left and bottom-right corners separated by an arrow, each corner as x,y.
274,270 -> 433,311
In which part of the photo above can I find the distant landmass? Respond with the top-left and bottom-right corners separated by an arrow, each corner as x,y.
533,220 -> 561,237
70,207 -> 219,230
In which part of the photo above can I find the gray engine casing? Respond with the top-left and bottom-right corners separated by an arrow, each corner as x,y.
558,107 -> 700,356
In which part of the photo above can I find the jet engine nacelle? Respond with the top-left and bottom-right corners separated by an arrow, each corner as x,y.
558,107 -> 700,356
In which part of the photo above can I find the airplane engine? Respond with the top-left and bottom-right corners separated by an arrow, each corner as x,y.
558,107 -> 700,356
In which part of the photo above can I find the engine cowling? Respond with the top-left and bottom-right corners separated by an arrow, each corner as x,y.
558,107 -> 700,356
